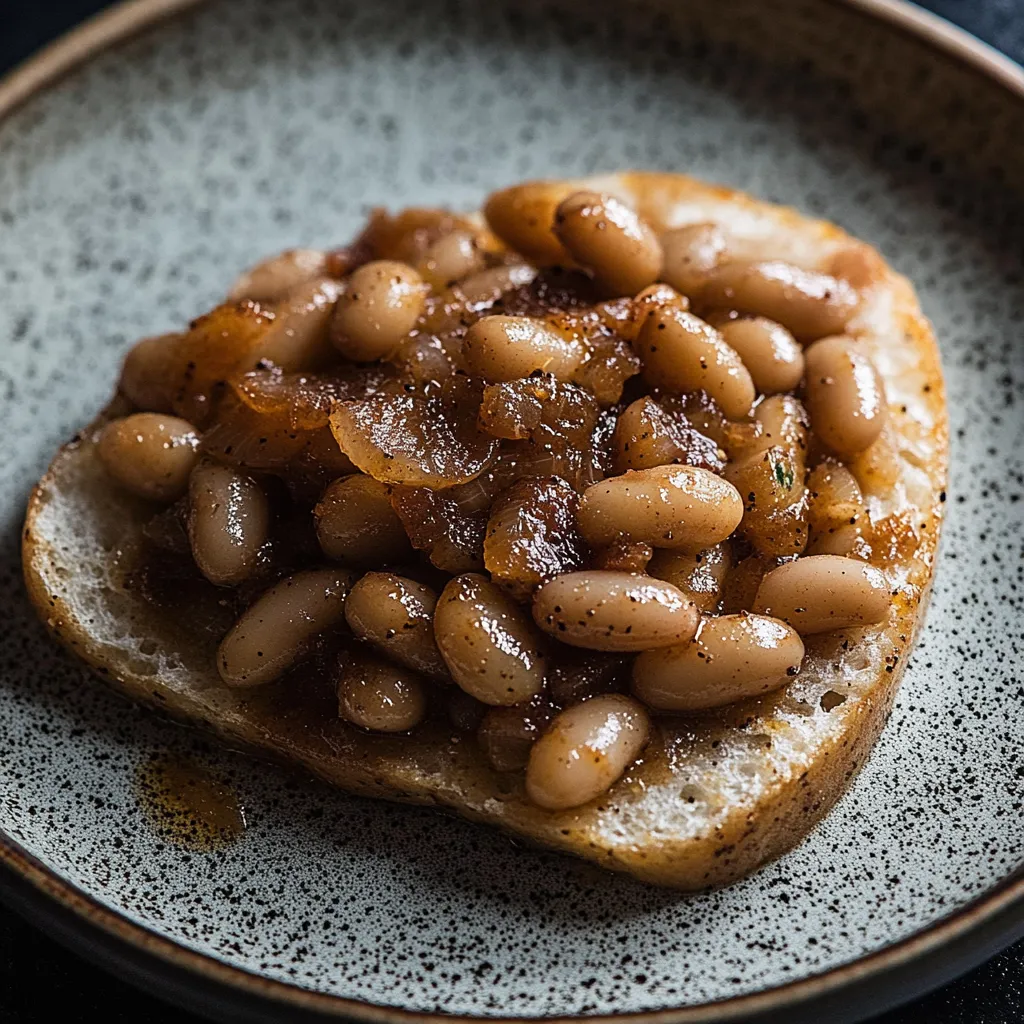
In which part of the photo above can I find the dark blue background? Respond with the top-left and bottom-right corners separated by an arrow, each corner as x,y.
1,2 -> 1022,1021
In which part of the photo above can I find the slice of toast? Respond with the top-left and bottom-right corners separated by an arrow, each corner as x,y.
22,172 -> 947,889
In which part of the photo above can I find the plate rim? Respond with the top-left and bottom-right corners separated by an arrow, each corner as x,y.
1,0 -> 1023,1021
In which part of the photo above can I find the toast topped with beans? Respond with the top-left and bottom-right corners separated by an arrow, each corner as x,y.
23,172 -> 946,888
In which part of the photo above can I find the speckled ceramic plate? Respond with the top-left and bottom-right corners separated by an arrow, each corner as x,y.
1,1 -> 1023,1021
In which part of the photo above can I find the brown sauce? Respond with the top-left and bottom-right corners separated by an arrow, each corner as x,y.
135,754 -> 246,851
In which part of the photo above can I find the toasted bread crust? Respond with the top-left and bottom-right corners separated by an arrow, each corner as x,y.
22,172 -> 947,888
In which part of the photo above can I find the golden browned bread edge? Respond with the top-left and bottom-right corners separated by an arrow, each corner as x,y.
22,171 -> 947,889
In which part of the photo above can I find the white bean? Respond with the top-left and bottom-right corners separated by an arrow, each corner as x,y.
331,260 -> 427,362
553,191 -> 662,295
803,335 -> 888,456
659,223 -> 728,297
634,308 -> 755,420
753,554 -> 890,634
434,574 -> 546,705
719,317 -> 804,395
188,460 -> 270,586
533,571 -> 699,652
97,413 -> 199,502
463,315 -> 584,382
701,260 -> 861,341
632,613 -> 804,711
217,568 -> 357,687
525,694 -> 649,810
337,652 -> 428,733
344,572 -> 448,680
577,465 -> 743,551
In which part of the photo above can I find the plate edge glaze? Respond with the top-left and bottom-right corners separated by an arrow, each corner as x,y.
1,1 -> 1023,1022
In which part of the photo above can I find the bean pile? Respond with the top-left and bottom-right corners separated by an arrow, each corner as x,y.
99,182 -> 896,811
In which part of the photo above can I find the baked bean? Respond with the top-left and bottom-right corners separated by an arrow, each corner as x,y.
434,573 -> 546,705
336,651 -> 428,733
803,336 -> 888,456
577,465 -> 743,551
188,459 -> 271,586
331,260 -> 427,361
647,542 -> 732,613
632,613 -> 804,711
753,554 -> 890,634
553,191 -> 662,296
217,568 -> 357,687
477,698 -> 556,772
97,413 -> 200,502
634,308 -> 755,420
719,317 -> 804,395
848,425 -> 902,497
533,570 -> 699,652
525,694 -> 649,810
344,572 -> 448,680
701,260 -> 861,341
228,248 -> 328,303
314,475 -> 411,566
625,283 -> 689,342
659,222 -> 729,297
449,263 -> 538,308
483,181 -> 574,266
463,315 -> 584,382
751,394 -> 810,465
119,333 -> 179,413
725,445 -> 809,557
258,277 -> 343,370
417,230 -> 486,291
611,397 -> 679,474
806,462 -> 869,557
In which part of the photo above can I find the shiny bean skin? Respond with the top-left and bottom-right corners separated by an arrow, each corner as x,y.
525,694 -> 649,810
97,413 -> 200,502
258,277 -> 342,370
700,260 -> 861,341
752,394 -> 809,465
803,336 -> 888,456
634,308 -> 755,420
188,460 -> 271,586
806,462 -> 868,557
753,554 -> 890,635
626,283 -> 689,342
314,475 -> 412,566
434,574 -> 546,705
719,317 -> 804,395
553,191 -> 662,296
463,315 -> 584,382
449,263 -> 538,307
659,222 -> 729,297
344,572 -> 448,680
647,543 -> 732,613
118,333 -> 179,413
577,465 -> 744,551
416,230 -> 486,290
483,181 -> 575,266
337,652 -> 428,733
228,248 -> 328,302
532,571 -> 699,652
632,613 -> 804,712
217,568 -> 357,687
331,260 -> 427,361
